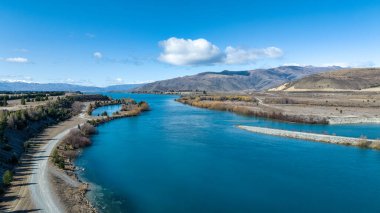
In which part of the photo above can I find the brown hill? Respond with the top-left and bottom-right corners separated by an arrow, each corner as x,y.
133,66 -> 341,93
271,68 -> 380,91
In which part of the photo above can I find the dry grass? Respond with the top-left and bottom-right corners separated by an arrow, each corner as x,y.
177,96 -> 328,124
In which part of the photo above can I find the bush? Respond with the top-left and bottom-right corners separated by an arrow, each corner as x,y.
3,170 -> 13,186
80,123 -> 97,136
51,149 -> 65,169
24,141 -> 31,151
63,129 -> 91,149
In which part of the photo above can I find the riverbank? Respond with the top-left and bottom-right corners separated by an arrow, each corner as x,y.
50,98 -> 149,212
176,92 -> 380,125
0,114 -> 87,212
238,125 -> 380,149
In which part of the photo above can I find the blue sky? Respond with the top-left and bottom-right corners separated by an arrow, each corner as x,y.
0,0 -> 379,86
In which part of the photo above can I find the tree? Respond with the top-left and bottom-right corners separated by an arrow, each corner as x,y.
21,97 -> 26,105
3,170 -> 13,186
80,123 -> 97,136
2,96 -> 7,106
0,111 -> 8,143
51,149 -> 65,169
101,111 -> 108,116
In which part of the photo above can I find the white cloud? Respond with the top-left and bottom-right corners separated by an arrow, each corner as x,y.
0,75 -> 34,83
158,37 -> 283,66
158,37 -> 223,66
93,52 -> 103,59
2,57 -> 29,63
262,47 -> 283,58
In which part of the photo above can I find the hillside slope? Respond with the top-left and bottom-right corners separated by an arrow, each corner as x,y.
271,68 -> 380,91
133,66 -> 341,93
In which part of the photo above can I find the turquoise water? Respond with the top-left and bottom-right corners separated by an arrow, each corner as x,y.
91,104 -> 121,116
76,93 -> 380,213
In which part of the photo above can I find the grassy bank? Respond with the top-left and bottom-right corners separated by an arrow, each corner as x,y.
176,95 -> 328,124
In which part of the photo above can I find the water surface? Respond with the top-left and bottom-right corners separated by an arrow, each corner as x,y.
91,104 -> 121,116
76,93 -> 380,213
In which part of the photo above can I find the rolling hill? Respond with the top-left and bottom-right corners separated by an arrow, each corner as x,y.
270,68 -> 380,91
133,66 -> 342,93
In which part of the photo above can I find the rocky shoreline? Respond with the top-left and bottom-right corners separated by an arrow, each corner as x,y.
238,125 -> 380,149
49,160 -> 97,213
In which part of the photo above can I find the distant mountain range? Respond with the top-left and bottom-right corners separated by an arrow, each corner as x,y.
271,68 -> 380,91
0,82 -> 144,92
132,66 -> 343,93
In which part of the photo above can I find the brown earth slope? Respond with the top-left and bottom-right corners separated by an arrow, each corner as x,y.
272,68 -> 380,91
133,66 -> 342,93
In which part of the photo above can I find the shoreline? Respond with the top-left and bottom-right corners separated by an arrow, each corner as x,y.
50,99 -> 150,212
328,116 -> 380,125
238,125 -> 380,149
0,114 -> 88,212
176,95 -> 380,125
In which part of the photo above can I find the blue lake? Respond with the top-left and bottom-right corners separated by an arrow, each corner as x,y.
76,93 -> 380,213
91,104 -> 122,116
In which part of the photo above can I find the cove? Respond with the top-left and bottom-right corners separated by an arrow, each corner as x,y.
91,104 -> 121,116
76,93 -> 380,213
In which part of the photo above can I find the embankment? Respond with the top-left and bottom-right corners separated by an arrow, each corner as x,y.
238,125 -> 380,149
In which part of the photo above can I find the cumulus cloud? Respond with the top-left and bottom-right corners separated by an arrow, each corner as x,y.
158,37 -> 283,66
158,37 -> 223,66
2,57 -> 29,63
93,52 -> 103,59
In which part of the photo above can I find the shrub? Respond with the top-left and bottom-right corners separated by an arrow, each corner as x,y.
80,123 -> 97,136
63,129 -> 91,149
51,149 -> 65,169
3,170 -> 13,186
24,141 -> 31,151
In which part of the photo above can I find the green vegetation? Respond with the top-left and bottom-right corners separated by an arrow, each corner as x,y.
86,98 -> 134,115
53,123 -> 98,169
1,96 -> 8,106
88,99 -> 150,126
2,170 -> 13,186
0,94 -> 110,184
51,149 -> 65,169
0,91 -> 64,102
0,111 -> 7,143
